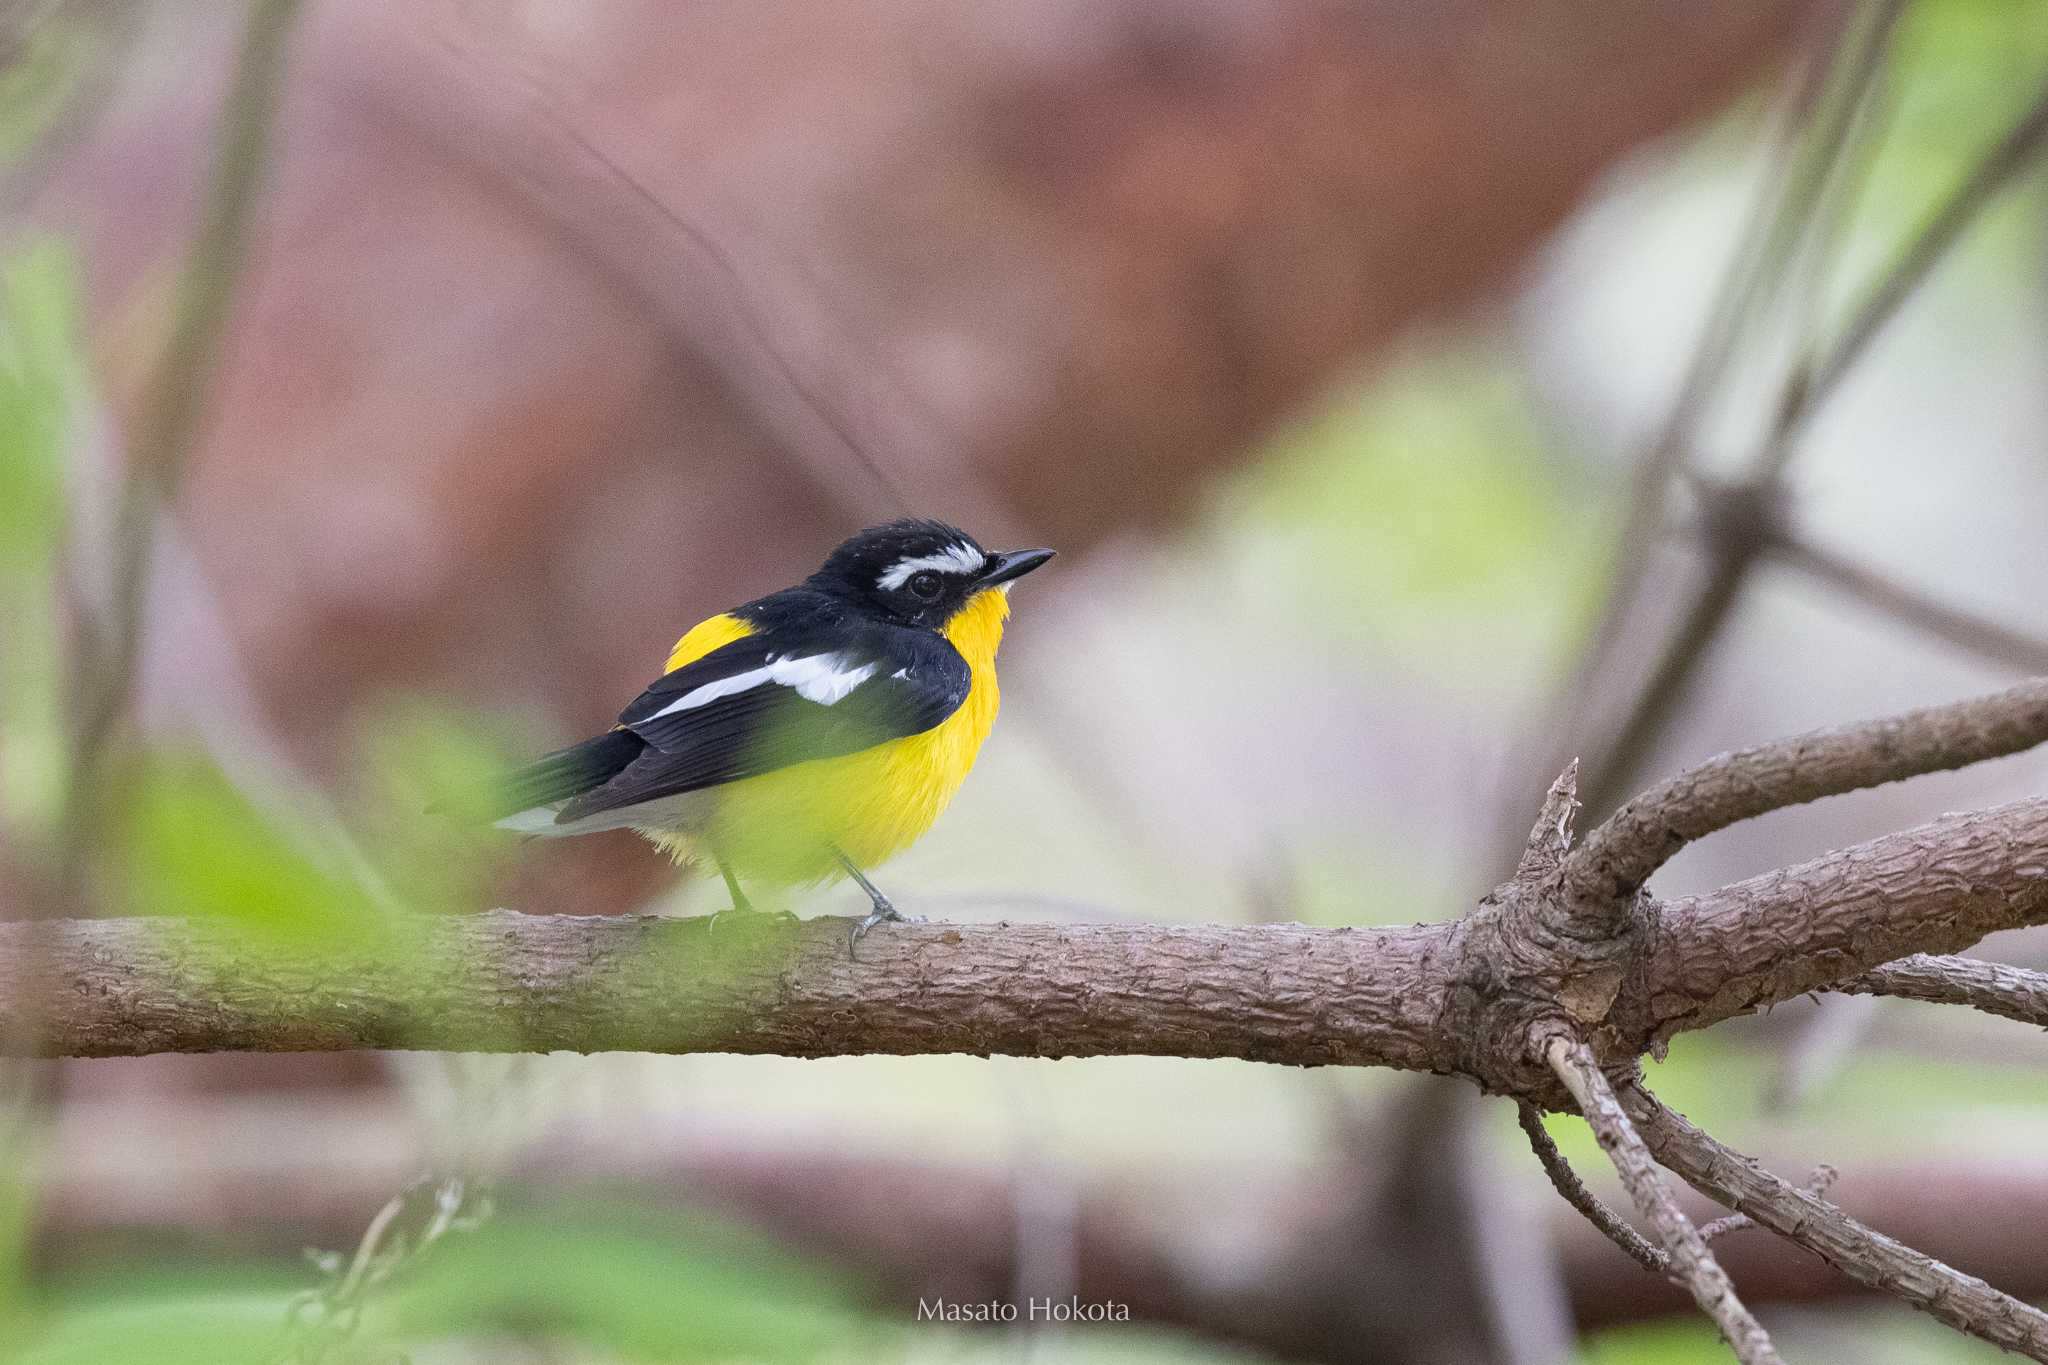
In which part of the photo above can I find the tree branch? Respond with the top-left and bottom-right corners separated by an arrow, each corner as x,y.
1626,1086 -> 2048,1360
1544,1039 -> 1779,1364
1636,798 -> 2048,1048
1766,534 -> 2048,676
1517,1101 -> 1668,1276
1835,953 -> 2048,1029
57,0 -> 303,884
1566,677 -> 2048,922
4,800 -> 2046,1069
1792,76 -> 2048,435
0,913 -> 1452,1064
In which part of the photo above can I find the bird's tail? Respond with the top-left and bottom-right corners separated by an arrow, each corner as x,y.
430,728 -> 644,830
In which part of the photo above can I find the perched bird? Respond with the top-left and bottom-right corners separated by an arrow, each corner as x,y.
490,520 -> 1054,948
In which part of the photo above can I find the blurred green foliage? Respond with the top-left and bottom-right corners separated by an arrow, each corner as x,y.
14,1208 -> 888,1363
384,1205 -> 887,1361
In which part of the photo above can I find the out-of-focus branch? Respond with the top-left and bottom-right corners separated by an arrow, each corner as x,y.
1566,676 -> 2048,925
55,0 -> 302,884
1563,19 -> 2044,832
1545,1041 -> 1779,1364
1793,76 -> 2048,434
1837,953 -> 2048,1029
1766,533 -> 2048,675
1627,1087 -> 2048,1359
1533,3 -> 1888,792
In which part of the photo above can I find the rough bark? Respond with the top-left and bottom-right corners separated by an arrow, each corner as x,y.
1546,1041 -> 1778,1364
1566,677 -> 2048,925
1631,799 -> 2048,1052
0,914 -> 1448,1065
1837,953 -> 2048,1027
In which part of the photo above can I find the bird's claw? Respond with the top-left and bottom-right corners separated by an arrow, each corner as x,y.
848,901 -> 925,960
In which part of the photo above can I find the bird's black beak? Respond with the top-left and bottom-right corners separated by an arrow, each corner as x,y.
977,547 -> 1055,588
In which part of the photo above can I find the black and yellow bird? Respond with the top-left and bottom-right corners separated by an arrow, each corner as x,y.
489,520 -> 1054,947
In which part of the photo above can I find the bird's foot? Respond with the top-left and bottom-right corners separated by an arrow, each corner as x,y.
848,897 -> 926,960
707,901 -> 797,933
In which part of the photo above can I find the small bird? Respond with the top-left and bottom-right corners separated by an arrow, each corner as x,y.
489,520 -> 1054,948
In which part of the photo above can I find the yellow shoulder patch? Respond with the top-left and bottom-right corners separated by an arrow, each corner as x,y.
664,612 -> 755,673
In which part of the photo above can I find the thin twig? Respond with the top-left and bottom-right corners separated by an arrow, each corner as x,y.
1544,1039 -> 1780,1363
54,0 -> 303,889
1516,1101 -> 1668,1276
1836,953 -> 2048,1029
1627,1085 -> 2048,1360
1566,676 -> 2048,920
1767,533 -> 2048,675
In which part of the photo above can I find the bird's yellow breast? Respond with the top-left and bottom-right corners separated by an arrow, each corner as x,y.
650,591 -> 1010,888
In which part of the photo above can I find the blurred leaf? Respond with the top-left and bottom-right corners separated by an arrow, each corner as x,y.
0,1113 -> 48,1336
376,1203 -> 892,1362
0,237 -> 74,562
10,1257 -> 303,1365
1886,0 -> 2048,183
116,752 -> 378,947
1578,1318 -> 1733,1365
11,1297 -> 287,1365
0,238 -> 81,833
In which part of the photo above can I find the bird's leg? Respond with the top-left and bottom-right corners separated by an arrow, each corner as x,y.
719,861 -> 753,915
836,849 -> 923,958
706,859 -> 794,930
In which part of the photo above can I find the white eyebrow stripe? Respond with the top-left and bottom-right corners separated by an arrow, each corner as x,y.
877,543 -> 985,591
646,653 -> 879,718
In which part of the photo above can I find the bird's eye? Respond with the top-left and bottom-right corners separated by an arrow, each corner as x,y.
907,571 -> 943,600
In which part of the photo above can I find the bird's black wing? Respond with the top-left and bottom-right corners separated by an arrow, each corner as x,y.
550,625 -> 970,824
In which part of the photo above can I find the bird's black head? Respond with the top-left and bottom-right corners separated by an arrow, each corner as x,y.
807,519 -> 1055,629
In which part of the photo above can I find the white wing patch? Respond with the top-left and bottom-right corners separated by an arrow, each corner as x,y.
645,653 -> 880,719
877,542 -> 985,591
